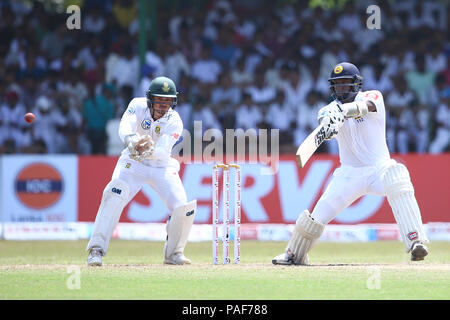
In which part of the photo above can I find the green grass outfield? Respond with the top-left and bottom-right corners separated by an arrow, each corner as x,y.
0,240 -> 449,300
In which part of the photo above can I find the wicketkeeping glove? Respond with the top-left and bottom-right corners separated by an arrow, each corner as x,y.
125,134 -> 155,162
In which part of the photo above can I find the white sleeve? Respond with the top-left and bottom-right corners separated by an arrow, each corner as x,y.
361,90 -> 385,115
151,120 -> 183,160
118,99 -> 139,143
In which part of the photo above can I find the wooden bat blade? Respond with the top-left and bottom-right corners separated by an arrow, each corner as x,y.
296,123 -> 326,168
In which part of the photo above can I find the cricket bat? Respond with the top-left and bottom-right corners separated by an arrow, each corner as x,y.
296,122 -> 327,168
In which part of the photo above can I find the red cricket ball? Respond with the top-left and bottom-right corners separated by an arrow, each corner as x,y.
24,112 -> 35,124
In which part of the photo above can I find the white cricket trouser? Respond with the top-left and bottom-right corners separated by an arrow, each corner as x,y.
111,156 -> 188,211
87,155 -> 187,253
311,160 -> 395,224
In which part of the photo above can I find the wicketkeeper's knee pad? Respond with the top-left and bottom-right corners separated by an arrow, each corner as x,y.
164,200 -> 197,259
86,179 -> 130,253
287,210 -> 325,265
382,163 -> 428,252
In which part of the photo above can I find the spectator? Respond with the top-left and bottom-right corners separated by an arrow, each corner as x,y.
31,95 -> 66,153
211,26 -> 238,66
230,56 -> 253,86
336,1 -> 362,33
191,95 -> 222,138
405,55 -> 436,105
265,90 -> 294,143
164,41 -> 190,84
442,54 -> 450,85
293,90 -> 326,149
425,41 -> 447,74
283,66 -> 312,110
406,1 -> 438,29
144,43 -> 165,78
245,69 -> 276,104
111,45 -> 139,93
191,45 -> 222,84
302,59 -> 329,97
112,0 -> 137,30
82,84 -> 115,154
84,6 -> 106,34
40,24 -> 73,61
429,90 -> 450,153
363,62 -> 394,93
211,73 -> 241,106
54,92 -> 88,154
386,76 -> 417,152
0,89 -> 27,149
316,14 -> 343,42
397,102 -> 430,154
234,11 -> 257,42
235,92 -> 262,132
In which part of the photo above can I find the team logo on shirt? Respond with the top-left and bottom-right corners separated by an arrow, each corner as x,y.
334,65 -> 343,74
155,125 -> 161,134
141,119 -> 152,130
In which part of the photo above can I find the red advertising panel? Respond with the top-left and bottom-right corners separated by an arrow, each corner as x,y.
77,154 -> 450,224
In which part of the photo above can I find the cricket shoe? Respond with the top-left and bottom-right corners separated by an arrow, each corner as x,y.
272,249 -> 309,265
164,253 -> 192,265
87,247 -> 103,266
410,241 -> 428,261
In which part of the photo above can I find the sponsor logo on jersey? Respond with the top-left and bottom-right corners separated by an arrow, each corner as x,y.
127,107 -> 135,114
125,163 -> 131,169
155,125 -> 161,134
15,163 -> 63,209
334,65 -> 343,74
112,187 -> 122,195
141,119 -> 152,130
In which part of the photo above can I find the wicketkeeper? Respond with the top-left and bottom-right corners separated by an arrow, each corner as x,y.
87,76 -> 196,266
273,62 -> 429,265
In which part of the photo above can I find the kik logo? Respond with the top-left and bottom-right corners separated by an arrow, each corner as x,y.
112,187 -> 122,195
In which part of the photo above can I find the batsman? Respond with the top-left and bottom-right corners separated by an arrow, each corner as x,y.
86,76 -> 196,266
273,62 -> 429,265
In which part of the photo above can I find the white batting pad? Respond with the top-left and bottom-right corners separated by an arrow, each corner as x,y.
287,210 -> 325,265
383,163 -> 429,252
164,200 -> 197,259
86,179 -> 130,254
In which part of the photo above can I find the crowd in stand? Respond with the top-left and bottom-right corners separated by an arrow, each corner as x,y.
0,0 -> 449,156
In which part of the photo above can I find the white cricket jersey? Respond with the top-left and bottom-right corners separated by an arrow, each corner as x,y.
118,97 -> 183,168
335,90 -> 391,167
